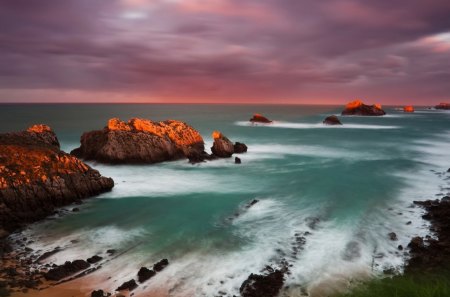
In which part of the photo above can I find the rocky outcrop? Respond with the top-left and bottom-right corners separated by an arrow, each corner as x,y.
341,100 -> 386,116
406,198 -> 450,273
403,106 -> 414,113
323,115 -> 342,125
240,270 -> 284,297
116,279 -> 138,292
211,131 -> 248,159
71,118 -> 205,164
435,103 -> 450,110
249,114 -> 272,123
0,125 -> 114,233
44,260 -> 90,281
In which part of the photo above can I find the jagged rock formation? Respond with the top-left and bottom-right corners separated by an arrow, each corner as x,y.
249,114 -> 272,123
341,100 -> 386,116
240,270 -> 284,297
323,115 -> 342,125
0,125 -> 114,233
435,102 -> 450,110
71,118 -> 205,164
211,131 -> 248,158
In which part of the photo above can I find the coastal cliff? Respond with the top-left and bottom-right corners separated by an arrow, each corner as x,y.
0,125 -> 114,234
71,118 -> 205,164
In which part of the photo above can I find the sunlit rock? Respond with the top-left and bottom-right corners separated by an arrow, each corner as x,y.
249,113 -> 272,123
403,106 -> 415,112
341,99 -> 386,116
211,131 -> 234,158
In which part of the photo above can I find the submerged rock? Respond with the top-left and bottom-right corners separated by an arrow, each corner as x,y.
388,232 -> 398,241
0,125 -> 114,233
71,118 -> 205,164
249,114 -> 272,123
341,100 -> 386,116
44,260 -> 90,281
239,270 -> 284,297
323,115 -> 342,125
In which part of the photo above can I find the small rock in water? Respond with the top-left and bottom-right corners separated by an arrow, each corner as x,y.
398,245 -> 403,250
116,279 -> 138,291
106,249 -> 116,255
234,142 -> 248,153
153,259 -> 169,272
388,232 -> 398,241
246,199 -> 259,208
235,157 -> 242,164
72,208 -> 80,212
406,221 -> 412,225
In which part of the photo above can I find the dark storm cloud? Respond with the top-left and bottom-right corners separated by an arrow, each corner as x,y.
0,0 -> 449,103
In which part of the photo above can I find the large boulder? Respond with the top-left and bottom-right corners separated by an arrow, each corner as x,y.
0,125 -> 114,233
435,103 -> 450,110
323,115 -> 342,125
240,270 -> 284,297
341,100 -> 386,116
71,118 -> 205,164
249,114 -> 272,123
211,131 -> 234,158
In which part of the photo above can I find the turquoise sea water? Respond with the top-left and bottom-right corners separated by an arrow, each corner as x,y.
1,104 -> 450,296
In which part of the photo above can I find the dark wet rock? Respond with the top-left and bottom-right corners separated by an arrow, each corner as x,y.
71,118 -> 205,164
0,125 -> 114,234
91,290 -> 109,297
398,245 -> 403,251
106,249 -> 116,255
323,115 -> 342,125
234,142 -> 248,154
87,255 -> 103,264
388,232 -> 398,241
246,199 -> 259,208
341,100 -> 386,116
137,267 -> 156,283
239,270 -> 284,297
44,260 -> 90,281
116,279 -> 138,291
406,221 -> 412,225
235,157 -> 242,164
153,259 -> 169,272
211,131 -> 234,158
249,114 -> 272,124
72,208 -> 80,212
435,103 -> 450,110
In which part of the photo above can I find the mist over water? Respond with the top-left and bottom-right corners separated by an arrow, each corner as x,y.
2,104 -> 450,296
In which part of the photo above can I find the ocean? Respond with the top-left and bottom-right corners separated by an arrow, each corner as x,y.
1,104 -> 450,296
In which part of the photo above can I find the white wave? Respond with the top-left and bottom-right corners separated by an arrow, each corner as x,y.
235,121 -> 401,129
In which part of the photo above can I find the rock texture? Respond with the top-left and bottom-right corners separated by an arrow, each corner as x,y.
240,270 -> 284,297
211,131 -> 248,159
403,106 -> 415,113
0,125 -> 114,233
71,118 -> 205,164
323,115 -> 342,125
249,114 -> 272,123
44,260 -> 90,281
435,102 -> 450,110
341,100 -> 386,116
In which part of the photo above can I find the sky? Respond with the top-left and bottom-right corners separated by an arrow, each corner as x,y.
0,0 -> 450,105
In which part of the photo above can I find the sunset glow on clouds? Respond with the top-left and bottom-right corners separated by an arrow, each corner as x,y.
0,0 -> 449,104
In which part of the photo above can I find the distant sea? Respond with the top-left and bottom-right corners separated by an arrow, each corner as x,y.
2,104 -> 450,296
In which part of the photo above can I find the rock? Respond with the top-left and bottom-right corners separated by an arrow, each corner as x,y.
388,232 -> 398,241
398,245 -> 403,250
235,157 -> 242,164
153,259 -> 169,272
403,106 -> 414,113
322,115 -> 342,125
211,131 -> 234,158
116,279 -> 138,291
0,125 -> 114,234
239,270 -> 284,297
246,199 -> 259,208
234,142 -> 248,154
87,255 -> 103,264
137,267 -> 155,283
71,118 -> 205,164
435,103 -> 450,110
341,100 -> 386,116
408,236 -> 424,253
91,290 -> 107,297
106,249 -> 116,255
44,260 -> 90,281
72,208 -> 80,212
249,114 -> 272,123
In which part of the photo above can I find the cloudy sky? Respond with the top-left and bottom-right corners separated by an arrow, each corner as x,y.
1,0 -> 450,104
